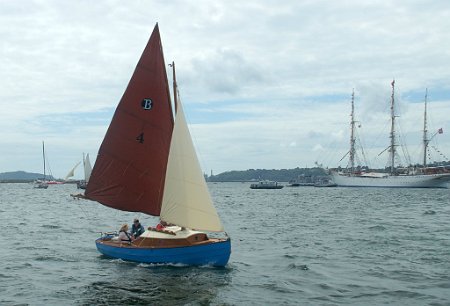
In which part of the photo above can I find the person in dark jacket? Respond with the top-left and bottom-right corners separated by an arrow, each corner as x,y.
131,218 -> 145,238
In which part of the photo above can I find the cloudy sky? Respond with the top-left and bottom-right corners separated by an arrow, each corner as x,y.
1,0 -> 450,179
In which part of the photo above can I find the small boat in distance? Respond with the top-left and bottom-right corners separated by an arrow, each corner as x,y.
287,175 -> 314,187
46,180 -> 64,185
250,180 -> 284,189
34,141 -> 49,189
314,178 -> 337,187
65,161 -> 81,182
83,24 -> 230,266
77,153 -> 92,189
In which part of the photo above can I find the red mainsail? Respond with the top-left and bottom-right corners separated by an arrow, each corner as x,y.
86,24 -> 174,216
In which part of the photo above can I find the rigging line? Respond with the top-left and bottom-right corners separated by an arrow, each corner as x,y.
430,146 -> 449,161
70,194 -> 123,232
397,132 -> 411,166
182,100 -> 210,178
339,151 -> 349,162
395,114 -> 412,166
170,63 -> 210,177
70,196 -> 92,221
355,124 -> 370,168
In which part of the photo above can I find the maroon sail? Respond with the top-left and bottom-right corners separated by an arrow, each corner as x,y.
86,24 -> 174,216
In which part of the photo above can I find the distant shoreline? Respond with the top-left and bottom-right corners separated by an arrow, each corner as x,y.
0,180 -> 79,184
0,180 -> 35,183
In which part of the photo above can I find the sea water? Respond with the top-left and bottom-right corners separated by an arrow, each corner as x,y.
0,182 -> 449,305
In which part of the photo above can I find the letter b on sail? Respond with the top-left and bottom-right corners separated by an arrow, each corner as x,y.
141,98 -> 153,110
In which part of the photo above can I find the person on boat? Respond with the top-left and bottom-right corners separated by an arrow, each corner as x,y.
156,220 -> 167,230
117,224 -> 132,242
131,218 -> 145,238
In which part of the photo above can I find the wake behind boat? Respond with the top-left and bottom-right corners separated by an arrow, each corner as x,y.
84,24 -> 230,266
330,82 -> 450,188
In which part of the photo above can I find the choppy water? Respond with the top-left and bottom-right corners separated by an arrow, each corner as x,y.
1,182 -> 450,305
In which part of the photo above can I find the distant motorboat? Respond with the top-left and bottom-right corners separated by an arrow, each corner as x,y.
314,179 -> 337,187
250,180 -> 284,189
287,175 -> 314,187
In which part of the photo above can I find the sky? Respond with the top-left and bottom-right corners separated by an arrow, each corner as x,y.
1,0 -> 450,179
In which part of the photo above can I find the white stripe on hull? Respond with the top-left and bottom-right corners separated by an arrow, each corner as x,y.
330,172 -> 450,188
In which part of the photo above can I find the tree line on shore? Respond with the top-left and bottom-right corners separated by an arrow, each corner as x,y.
207,167 -> 327,182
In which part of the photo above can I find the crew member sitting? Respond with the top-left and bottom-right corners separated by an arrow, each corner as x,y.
156,220 -> 168,230
117,224 -> 132,242
131,218 -> 145,238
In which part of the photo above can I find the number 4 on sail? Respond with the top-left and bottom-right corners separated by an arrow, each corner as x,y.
84,24 -> 231,266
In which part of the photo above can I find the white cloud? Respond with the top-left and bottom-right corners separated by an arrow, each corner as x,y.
1,0 -> 450,177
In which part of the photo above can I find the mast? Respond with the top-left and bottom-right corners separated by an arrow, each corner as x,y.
82,152 -> 86,181
42,141 -> 46,181
171,61 -> 178,113
82,152 -> 85,170
389,80 -> 396,174
422,88 -> 428,167
349,89 -> 356,174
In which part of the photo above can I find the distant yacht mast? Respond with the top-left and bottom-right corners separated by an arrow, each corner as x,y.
42,141 -> 46,181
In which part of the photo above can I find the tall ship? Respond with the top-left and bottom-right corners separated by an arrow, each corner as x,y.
330,81 -> 450,188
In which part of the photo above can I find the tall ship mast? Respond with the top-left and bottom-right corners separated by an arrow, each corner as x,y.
389,80 -> 397,175
422,89 -> 428,168
329,81 -> 450,188
349,89 -> 356,174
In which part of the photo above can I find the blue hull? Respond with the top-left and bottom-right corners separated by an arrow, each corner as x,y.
95,238 -> 231,267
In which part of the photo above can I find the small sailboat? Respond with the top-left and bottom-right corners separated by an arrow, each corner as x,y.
77,153 -> 92,189
65,161 -> 81,181
34,141 -> 49,189
84,24 -> 231,266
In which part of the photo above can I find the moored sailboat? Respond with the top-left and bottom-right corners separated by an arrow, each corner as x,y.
34,141 -> 49,189
65,161 -> 81,182
84,24 -> 230,266
77,153 -> 92,189
330,81 -> 450,188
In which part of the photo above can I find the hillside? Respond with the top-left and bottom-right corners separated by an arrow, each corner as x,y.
208,167 -> 327,182
0,171 -> 55,182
